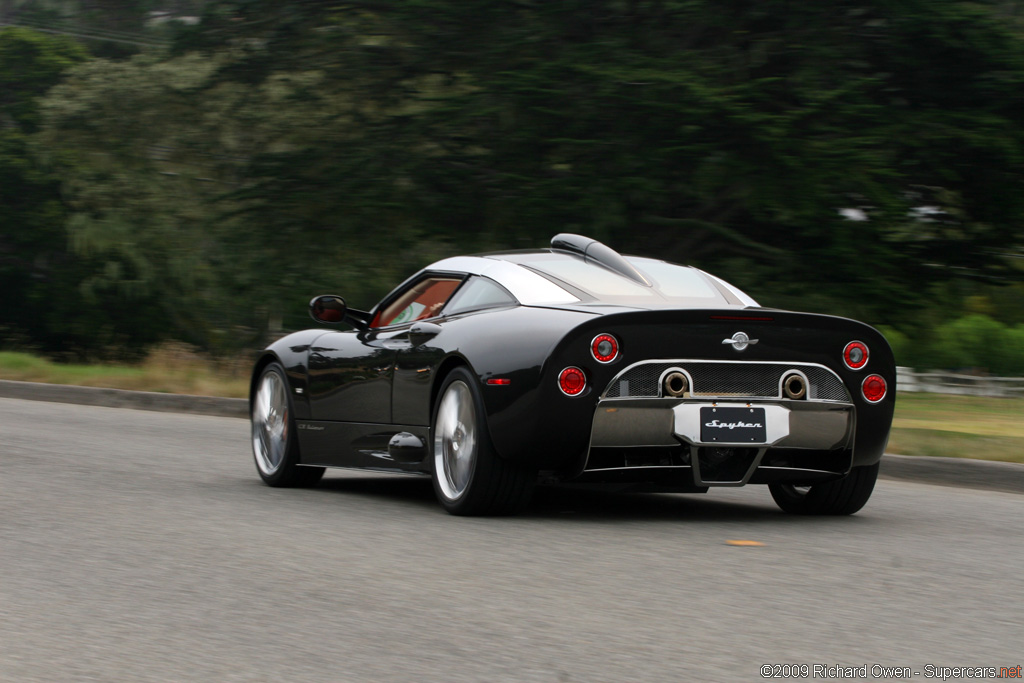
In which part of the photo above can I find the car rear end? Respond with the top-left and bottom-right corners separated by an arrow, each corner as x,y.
531,308 -> 894,491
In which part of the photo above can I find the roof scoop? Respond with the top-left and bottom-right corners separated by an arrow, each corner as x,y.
550,233 -> 652,286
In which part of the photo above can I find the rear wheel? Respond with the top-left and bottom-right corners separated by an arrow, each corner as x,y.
251,362 -> 324,488
431,367 -> 535,516
769,462 -> 879,515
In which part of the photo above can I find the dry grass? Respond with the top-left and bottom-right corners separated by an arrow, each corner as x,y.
888,392 -> 1024,463
0,343 -> 250,398
886,428 -> 1024,463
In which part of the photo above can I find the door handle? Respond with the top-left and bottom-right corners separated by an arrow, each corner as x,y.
409,322 -> 442,344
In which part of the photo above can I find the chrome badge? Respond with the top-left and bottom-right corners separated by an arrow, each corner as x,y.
722,331 -> 758,352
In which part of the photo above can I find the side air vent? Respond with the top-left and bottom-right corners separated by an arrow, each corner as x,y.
550,234 -> 652,287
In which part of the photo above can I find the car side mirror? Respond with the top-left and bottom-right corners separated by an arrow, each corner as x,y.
309,295 -> 347,324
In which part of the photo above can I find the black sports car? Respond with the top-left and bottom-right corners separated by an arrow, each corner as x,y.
250,234 -> 894,516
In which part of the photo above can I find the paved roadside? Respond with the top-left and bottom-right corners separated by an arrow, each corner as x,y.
879,453 -> 1024,495
2,378 -> 1020,494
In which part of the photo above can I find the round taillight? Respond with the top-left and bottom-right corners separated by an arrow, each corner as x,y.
862,374 -> 887,403
843,341 -> 869,370
591,334 -> 619,363
558,366 -> 587,396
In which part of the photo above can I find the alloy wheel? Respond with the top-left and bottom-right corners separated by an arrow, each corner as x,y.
252,370 -> 289,476
433,380 -> 477,501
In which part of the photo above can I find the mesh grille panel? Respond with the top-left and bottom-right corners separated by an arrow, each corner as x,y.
604,361 -> 850,402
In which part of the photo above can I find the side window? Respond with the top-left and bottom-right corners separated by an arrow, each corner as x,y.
443,277 -> 517,316
374,277 -> 463,328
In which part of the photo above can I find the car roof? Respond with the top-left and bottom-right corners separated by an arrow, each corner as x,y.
425,236 -> 759,309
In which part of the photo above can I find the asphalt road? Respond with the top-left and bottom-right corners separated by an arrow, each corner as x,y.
2,398 -> 1022,682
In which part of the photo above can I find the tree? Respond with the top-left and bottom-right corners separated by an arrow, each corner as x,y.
29,1 -> 1024,356
172,0 -> 1024,322
0,27 -> 92,354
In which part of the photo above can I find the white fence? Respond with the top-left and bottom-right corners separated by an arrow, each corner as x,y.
896,367 -> 1024,398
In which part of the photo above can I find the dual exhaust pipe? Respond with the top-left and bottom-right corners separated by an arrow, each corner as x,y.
663,371 -> 689,397
782,372 -> 807,400
661,370 -> 808,400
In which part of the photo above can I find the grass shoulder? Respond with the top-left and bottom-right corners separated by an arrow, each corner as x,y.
0,346 -> 249,398
888,392 -> 1024,463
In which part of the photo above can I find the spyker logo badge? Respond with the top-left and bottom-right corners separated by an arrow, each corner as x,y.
722,331 -> 758,352
705,420 -> 763,429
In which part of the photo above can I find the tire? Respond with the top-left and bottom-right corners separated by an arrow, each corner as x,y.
769,462 -> 879,515
251,362 -> 324,488
431,366 -> 535,516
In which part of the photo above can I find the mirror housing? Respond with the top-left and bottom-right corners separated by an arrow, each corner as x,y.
309,295 -> 347,324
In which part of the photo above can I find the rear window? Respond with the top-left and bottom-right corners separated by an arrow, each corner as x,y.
507,253 -> 726,304
626,257 -> 720,299
525,256 -> 654,298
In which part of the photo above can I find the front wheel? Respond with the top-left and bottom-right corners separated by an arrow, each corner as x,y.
431,367 -> 535,516
769,462 -> 879,515
251,362 -> 324,488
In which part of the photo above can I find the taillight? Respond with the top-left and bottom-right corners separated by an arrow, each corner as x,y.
591,334 -> 619,363
843,341 -> 869,370
558,367 -> 587,396
862,374 -> 887,403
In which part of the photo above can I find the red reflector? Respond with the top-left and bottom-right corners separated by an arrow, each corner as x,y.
844,341 -> 869,370
862,375 -> 887,403
591,333 -> 619,363
486,378 -> 511,385
558,366 -> 586,396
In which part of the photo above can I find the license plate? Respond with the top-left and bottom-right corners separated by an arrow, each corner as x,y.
700,406 -> 767,443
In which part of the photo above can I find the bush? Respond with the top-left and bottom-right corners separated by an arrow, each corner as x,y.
876,326 -> 911,368
1003,325 -> 1024,376
905,315 -> 1024,375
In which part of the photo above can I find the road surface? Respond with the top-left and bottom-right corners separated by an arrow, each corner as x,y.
2,398 -> 1021,681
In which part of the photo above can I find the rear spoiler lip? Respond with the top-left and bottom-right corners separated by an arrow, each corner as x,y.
530,304 -> 879,330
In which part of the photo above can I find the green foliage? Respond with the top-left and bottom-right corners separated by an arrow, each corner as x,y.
0,26 -> 87,131
3,0 -> 178,58
1002,325 -> 1024,376
0,27 -> 98,357
3,2 -> 1024,360
876,326 -> 911,368
37,53 -> 227,350
162,0 -> 1024,326
931,315 -> 1008,372
895,315 -> 1024,375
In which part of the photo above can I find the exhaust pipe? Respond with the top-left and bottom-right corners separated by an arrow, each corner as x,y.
663,371 -> 689,397
782,372 -> 807,400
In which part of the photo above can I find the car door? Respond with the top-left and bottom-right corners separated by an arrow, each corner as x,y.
308,273 -> 466,425
306,327 -> 401,424
391,275 -> 519,426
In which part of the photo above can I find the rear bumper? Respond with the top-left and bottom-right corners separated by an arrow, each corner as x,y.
573,397 -> 856,488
